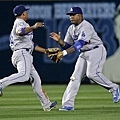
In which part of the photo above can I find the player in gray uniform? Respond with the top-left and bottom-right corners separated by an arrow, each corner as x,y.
50,7 -> 120,111
0,4 -> 57,111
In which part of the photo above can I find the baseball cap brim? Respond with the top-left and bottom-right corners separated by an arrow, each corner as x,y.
25,8 -> 30,11
66,12 -> 77,15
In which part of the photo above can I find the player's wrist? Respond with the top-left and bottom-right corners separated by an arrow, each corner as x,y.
44,49 -> 49,54
62,50 -> 67,56
58,39 -> 64,47
31,26 -> 36,30
58,38 -> 61,42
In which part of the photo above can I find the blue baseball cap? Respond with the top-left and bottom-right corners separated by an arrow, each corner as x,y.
66,7 -> 83,15
13,5 -> 29,16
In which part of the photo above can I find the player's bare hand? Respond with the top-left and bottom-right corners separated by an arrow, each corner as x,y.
32,22 -> 44,29
50,32 -> 61,42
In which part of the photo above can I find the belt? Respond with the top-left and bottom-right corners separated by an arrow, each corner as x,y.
14,48 -> 32,54
81,46 -> 99,52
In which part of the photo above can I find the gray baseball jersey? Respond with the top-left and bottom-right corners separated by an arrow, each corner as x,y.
9,18 -> 34,51
64,20 -> 103,51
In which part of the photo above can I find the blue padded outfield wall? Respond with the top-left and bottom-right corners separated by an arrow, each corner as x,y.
0,0 -> 120,84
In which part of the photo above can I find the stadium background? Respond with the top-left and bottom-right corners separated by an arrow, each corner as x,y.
0,0 -> 120,84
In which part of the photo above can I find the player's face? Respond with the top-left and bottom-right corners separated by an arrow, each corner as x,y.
69,14 -> 83,25
22,11 -> 28,21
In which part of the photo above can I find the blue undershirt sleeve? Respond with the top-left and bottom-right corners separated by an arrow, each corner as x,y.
61,42 -> 71,50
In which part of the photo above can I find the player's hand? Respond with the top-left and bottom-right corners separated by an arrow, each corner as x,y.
49,32 -> 61,42
32,22 -> 44,29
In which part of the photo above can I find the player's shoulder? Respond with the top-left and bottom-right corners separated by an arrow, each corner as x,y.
68,24 -> 74,29
68,20 -> 94,31
82,20 -> 93,27
15,18 -> 26,23
15,18 -> 27,26
15,18 -> 24,23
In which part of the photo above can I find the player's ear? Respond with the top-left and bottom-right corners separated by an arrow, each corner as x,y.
22,11 -> 26,16
22,13 -> 25,16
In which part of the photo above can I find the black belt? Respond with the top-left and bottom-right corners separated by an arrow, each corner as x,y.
81,46 -> 99,52
14,48 -> 32,54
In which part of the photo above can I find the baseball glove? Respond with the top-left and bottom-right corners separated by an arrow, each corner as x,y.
45,48 -> 61,55
45,48 -> 62,63
48,51 -> 63,63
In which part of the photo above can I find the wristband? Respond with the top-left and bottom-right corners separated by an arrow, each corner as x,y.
62,42 -> 71,50
62,50 -> 67,56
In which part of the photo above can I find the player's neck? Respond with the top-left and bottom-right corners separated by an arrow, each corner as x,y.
74,19 -> 83,26
16,16 -> 26,21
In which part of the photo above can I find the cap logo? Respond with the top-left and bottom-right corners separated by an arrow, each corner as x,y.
70,8 -> 73,12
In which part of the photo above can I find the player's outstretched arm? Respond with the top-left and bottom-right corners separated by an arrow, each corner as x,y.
34,45 -> 47,54
63,39 -> 86,55
51,39 -> 86,63
17,22 -> 44,36
34,44 -> 60,55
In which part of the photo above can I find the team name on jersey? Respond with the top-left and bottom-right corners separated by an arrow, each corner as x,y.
73,33 -> 80,41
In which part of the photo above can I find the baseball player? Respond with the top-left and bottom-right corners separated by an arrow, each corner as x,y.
0,4 -> 57,111
50,7 -> 120,111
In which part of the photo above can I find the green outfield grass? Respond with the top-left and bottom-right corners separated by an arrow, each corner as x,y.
0,84 -> 120,120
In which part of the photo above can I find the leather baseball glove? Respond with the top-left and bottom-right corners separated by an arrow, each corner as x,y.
45,48 -> 63,63
45,48 -> 61,54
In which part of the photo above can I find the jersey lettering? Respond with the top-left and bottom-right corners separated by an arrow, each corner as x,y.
73,33 -> 80,41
